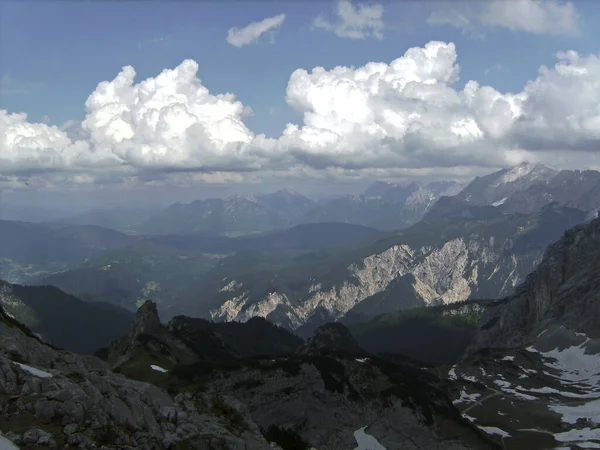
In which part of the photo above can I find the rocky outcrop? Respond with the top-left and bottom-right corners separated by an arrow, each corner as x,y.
101,300 -> 202,370
0,305 -> 275,449
468,217 -> 600,353
167,316 -> 238,361
133,300 -> 162,335
96,305 -> 495,449
202,350 -> 497,450
297,323 -> 364,356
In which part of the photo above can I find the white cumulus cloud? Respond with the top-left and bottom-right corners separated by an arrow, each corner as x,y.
3,41 -> 600,189
313,0 -> 384,40
80,59 -> 276,172
0,59 -> 281,185
277,40 -> 600,172
428,0 -> 580,36
226,14 -> 286,47
279,41 -> 519,170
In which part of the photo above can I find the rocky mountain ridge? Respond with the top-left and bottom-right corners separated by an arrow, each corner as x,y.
96,301 -> 498,449
199,204 -> 586,331
138,181 -> 464,236
437,162 -> 600,218
444,216 -> 600,449
468,216 -> 600,352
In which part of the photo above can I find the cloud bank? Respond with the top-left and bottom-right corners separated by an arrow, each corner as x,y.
226,14 -> 286,47
313,0 -> 384,40
428,0 -> 580,36
3,40 -> 600,189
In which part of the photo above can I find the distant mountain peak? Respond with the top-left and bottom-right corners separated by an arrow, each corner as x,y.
497,161 -> 546,185
272,188 -> 302,196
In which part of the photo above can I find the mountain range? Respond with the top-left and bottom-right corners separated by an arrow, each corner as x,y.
431,161 -> 600,218
182,202 -> 587,331
27,223 -> 382,313
55,163 -> 600,238
14,162 -> 600,331
52,163 -> 600,242
75,181 -> 464,236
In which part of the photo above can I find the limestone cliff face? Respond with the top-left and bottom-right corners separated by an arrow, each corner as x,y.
468,218 -> 600,353
210,234 -> 541,330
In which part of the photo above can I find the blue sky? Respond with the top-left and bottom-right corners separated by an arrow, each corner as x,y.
2,0 -> 597,138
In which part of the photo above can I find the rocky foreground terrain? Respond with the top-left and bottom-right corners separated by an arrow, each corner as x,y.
0,298 -> 496,449
0,305 -> 274,449
446,217 -> 600,449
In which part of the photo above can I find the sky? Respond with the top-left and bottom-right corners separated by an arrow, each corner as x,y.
2,0 -> 600,210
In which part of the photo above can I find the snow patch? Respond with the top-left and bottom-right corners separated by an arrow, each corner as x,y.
355,358 -> 369,363
550,399 -> 600,425
448,367 -> 457,380
453,390 -> 481,405
500,387 -> 538,401
494,379 -> 512,388
0,434 -> 19,450
554,427 -> 600,443
150,365 -> 168,373
541,340 -> 600,387
478,426 -> 511,438
13,362 -> 52,379
495,162 -> 535,186
462,375 -> 480,383
353,426 -> 387,450
491,197 -> 508,207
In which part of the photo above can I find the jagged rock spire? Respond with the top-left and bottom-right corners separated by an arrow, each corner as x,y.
132,300 -> 162,336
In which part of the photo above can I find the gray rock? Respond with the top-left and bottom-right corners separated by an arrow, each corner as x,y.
469,217 -> 600,352
2,431 -> 21,445
23,427 -> 55,447
0,307 -> 274,450
63,423 -> 78,435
